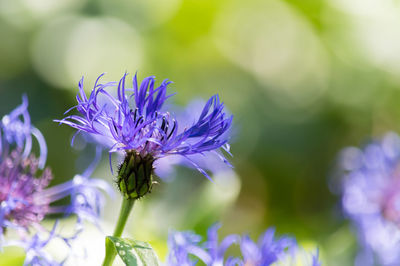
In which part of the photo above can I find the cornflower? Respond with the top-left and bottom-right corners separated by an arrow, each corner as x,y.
57,73 -> 232,199
167,224 -> 240,266
240,228 -> 320,266
338,132 -> 400,265
0,96 -> 110,265
56,73 -> 233,266
167,224 -> 321,266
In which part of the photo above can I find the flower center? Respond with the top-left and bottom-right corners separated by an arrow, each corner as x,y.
0,149 -> 52,228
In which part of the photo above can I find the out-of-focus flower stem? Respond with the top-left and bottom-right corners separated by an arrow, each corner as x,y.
102,197 -> 135,266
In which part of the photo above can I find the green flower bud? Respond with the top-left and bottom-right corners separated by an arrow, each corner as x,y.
117,150 -> 155,199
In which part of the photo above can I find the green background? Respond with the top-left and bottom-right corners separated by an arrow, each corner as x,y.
1,0 -> 398,265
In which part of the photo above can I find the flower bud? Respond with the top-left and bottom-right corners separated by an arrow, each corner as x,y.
117,150 -> 154,199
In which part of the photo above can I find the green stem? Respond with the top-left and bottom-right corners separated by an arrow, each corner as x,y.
102,198 -> 135,266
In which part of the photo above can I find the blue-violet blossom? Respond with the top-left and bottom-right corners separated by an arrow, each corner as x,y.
338,132 -> 400,266
57,73 -> 233,199
167,224 -> 240,266
0,96 -> 110,265
167,224 -> 320,266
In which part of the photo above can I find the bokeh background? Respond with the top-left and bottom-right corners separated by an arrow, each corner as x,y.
0,0 -> 399,265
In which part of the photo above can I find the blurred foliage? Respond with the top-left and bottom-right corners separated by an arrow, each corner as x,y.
0,247 -> 25,265
1,0 -> 400,265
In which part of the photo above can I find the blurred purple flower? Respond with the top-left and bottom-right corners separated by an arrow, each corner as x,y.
56,73 -> 233,180
0,97 -> 111,264
167,224 -> 240,266
241,228 -> 320,266
240,228 -> 296,265
338,132 -> 400,265
167,225 -> 320,266
166,230 -> 202,266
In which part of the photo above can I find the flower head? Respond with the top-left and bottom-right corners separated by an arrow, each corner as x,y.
166,224 -> 320,266
338,132 -> 400,265
167,230 -> 202,266
0,97 -> 52,231
241,229 -> 320,266
57,73 -> 233,198
240,228 -> 296,265
167,223 -> 240,266
0,97 -> 111,264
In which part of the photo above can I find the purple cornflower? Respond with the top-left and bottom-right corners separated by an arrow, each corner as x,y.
338,132 -> 400,266
167,224 -> 240,266
240,229 -> 320,266
0,97 -> 111,264
0,97 -> 52,234
57,73 -> 232,199
240,228 -> 296,265
166,230 -> 202,266
167,225 -> 321,266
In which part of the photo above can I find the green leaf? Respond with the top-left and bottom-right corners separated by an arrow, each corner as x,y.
106,236 -> 160,266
